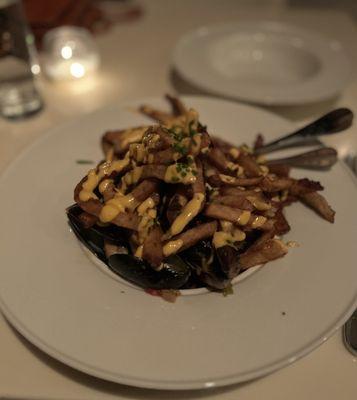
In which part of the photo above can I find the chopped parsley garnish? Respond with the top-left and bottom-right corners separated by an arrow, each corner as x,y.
173,142 -> 188,155
76,159 -> 94,164
222,284 -> 234,296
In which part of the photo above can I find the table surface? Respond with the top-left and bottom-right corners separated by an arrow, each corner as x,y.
1,1 -> 357,398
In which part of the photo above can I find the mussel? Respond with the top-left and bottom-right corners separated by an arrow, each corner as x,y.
182,230 -> 263,290
108,254 -> 191,290
66,204 -> 191,290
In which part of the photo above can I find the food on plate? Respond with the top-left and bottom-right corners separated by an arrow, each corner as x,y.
67,95 -> 335,299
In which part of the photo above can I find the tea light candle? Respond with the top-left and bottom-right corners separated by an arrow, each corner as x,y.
42,26 -> 100,81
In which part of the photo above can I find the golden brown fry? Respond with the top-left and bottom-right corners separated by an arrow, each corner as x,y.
213,195 -> 254,211
274,209 -> 291,235
240,239 -> 288,269
165,94 -> 187,116
237,153 -> 261,177
260,176 -> 293,192
245,216 -> 275,231
131,179 -> 160,202
299,191 -> 335,223
167,221 -> 218,254
208,173 -> 262,187
204,203 -> 251,225
102,126 -> 148,156
139,105 -> 174,125
219,187 -> 260,197
206,147 -> 230,173
78,211 -> 98,228
143,225 -> 165,268
266,163 -> 291,177
210,136 -> 233,153
192,158 -> 205,194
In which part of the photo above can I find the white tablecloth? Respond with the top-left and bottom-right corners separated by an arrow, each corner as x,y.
1,1 -> 357,398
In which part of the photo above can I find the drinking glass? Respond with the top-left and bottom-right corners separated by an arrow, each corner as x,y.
0,0 -> 43,119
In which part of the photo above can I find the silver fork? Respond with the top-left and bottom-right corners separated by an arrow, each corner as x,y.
343,153 -> 357,356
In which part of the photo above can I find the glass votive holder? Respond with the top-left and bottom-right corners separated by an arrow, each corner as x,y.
42,26 -> 100,81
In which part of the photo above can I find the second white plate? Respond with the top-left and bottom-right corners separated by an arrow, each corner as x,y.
173,21 -> 352,105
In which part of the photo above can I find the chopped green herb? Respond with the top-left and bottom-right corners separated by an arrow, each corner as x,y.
222,284 -> 234,296
188,120 -> 197,137
76,159 -> 94,165
172,143 -> 188,155
171,176 -> 180,182
192,169 -> 198,176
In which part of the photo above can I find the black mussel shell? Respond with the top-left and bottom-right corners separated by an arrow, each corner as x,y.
66,204 -> 128,262
68,217 -> 107,262
67,204 -> 127,244
216,245 -> 241,279
108,254 -> 191,290
182,240 -> 230,290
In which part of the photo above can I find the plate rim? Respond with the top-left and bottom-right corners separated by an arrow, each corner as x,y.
1,95 -> 357,390
172,20 -> 352,106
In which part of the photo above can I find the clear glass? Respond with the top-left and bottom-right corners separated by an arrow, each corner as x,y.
0,0 -> 43,119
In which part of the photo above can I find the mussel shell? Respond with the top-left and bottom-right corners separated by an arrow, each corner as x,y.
66,204 -> 127,245
216,245 -> 241,279
182,240 -> 230,290
68,218 -> 107,263
108,254 -> 191,290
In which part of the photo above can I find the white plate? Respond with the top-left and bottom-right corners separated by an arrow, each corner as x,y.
173,22 -> 352,105
0,96 -> 357,390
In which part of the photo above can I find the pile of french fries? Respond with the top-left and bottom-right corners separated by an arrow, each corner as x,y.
73,95 -> 335,289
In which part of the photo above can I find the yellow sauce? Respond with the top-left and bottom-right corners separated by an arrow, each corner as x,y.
226,161 -> 244,177
138,215 -> 152,233
259,165 -> 269,176
130,143 -> 146,163
137,197 -> 155,215
251,216 -> 267,228
246,196 -> 271,211
79,169 -> 100,201
213,229 -> 246,248
99,193 -> 138,223
256,155 -> 267,164
147,153 -> 154,164
229,148 -> 240,159
122,166 -> 143,187
134,245 -> 144,258
204,168 -> 216,177
163,239 -> 184,257
190,133 -> 202,155
201,146 -> 210,155
170,193 -> 205,236
219,174 -> 236,184
185,108 -> 199,132
98,179 -> 113,194
136,197 -> 157,244
120,127 -> 148,149
220,220 -> 233,232
236,210 -> 251,226
286,240 -> 299,248
281,190 -> 289,202
164,164 -> 197,184
79,153 -> 130,202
